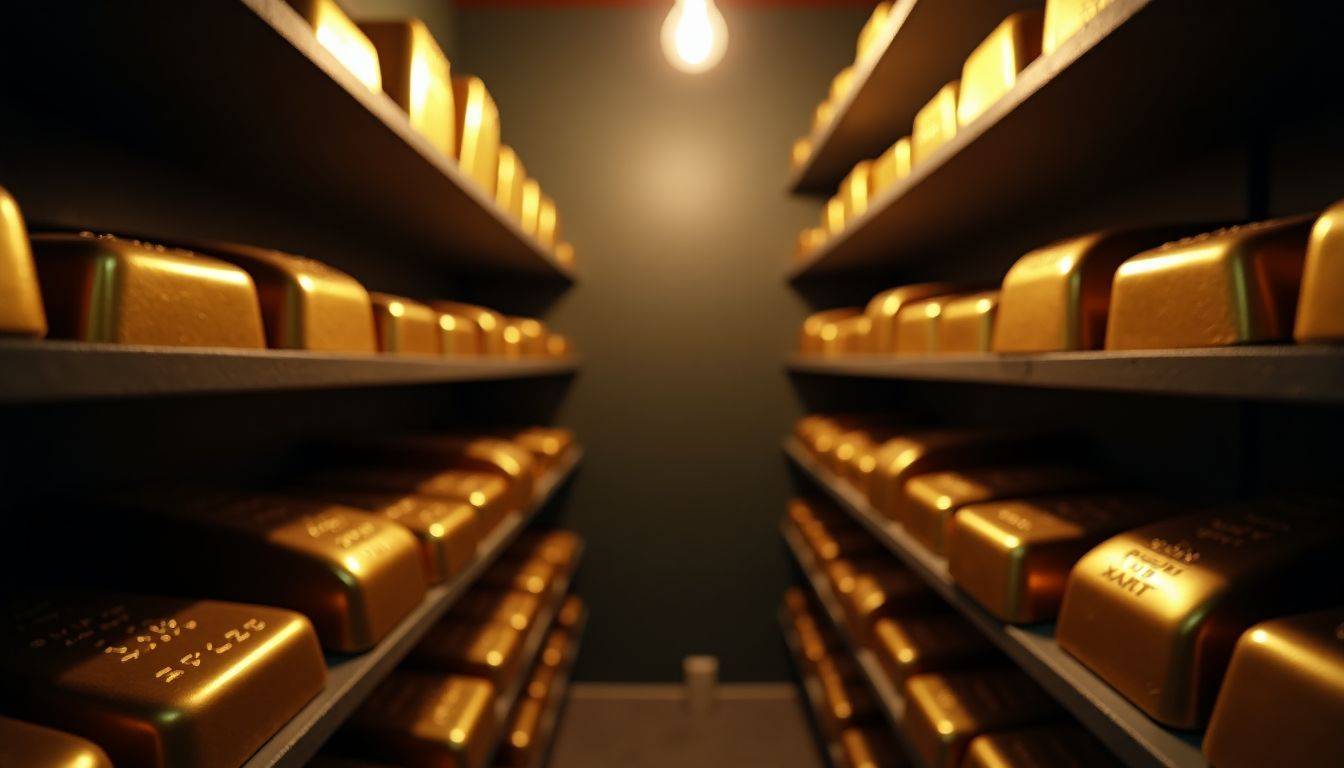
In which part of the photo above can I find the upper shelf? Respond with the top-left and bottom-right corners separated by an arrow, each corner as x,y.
787,0 -> 1036,194
0,0 -> 573,282
787,0 -> 1282,280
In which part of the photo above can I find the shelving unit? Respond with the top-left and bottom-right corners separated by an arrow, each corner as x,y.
786,0 -> 1279,279
504,608 -> 587,768
243,447 -> 582,768
778,607 -> 849,768
783,439 -> 1205,768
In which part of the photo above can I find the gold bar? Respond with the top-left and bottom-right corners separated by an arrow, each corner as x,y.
871,613 -> 994,686
526,655 -> 560,699
904,465 -> 1097,554
912,81 -> 959,166
840,566 -> 938,641
285,0 -> 382,92
903,667 -> 1058,768
537,196 -> 560,250
546,332 -> 572,357
435,306 -> 482,355
554,241 -> 576,268
453,75 -> 500,195
799,307 -> 861,355
837,315 -> 871,354
830,66 -> 855,105
802,525 -> 878,563
864,283 -> 958,353
482,556 -> 558,596
1296,199 -> 1344,341
993,228 -> 1194,352
796,227 -> 827,261
499,427 -> 576,471
366,434 -> 537,511
868,430 -> 1043,524
410,620 -> 525,685
791,136 -> 813,171
359,19 -> 453,157
856,1 -> 892,63
815,657 -> 875,739
964,726 -> 1121,768
894,294 -> 959,356
939,290 -> 998,353
1106,218 -> 1311,350
840,726 -> 900,768
514,528 -> 583,571
32,233 -> 265,348
0,187 -> 46,337
450,590 -> 542,633
370,292 -> 440,355
520,179 -> 542,236
501,317 -> 526,357
813,99 -> 835,134
433,301 -> 505,355
823,196 -> 847,236
949,494 -> 1173,623
129,493 -> 427,652
957,11 -> 1043,126
1043,0 -> 1116,55
345,672 -> 496,768
1,595 -> 326,768
1203,609 -> 1344,768
309,466 -> 514,534
0,716 -> 112,768
496,145 -> 527,220
303,490 -> 480,582
869,136 -> 911,199
508,316 -> 549,356
842,161 -> 873,223
540,629 -> 570,668
826,428 -> 901,477
794,614 -> 832,670
497,697 -> 545,766
1056,501 -> 1344,727
556,595 -> 584,629
784,586 -> 810,620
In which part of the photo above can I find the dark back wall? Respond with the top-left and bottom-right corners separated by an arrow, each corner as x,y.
453,5 -> 867,681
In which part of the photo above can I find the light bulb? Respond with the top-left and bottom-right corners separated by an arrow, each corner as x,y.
661,0 -> 728,74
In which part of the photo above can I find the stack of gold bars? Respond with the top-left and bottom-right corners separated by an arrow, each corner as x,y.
798,200 -> 1344,355
790,414 -> 1344,767
0,430 -> 583,768
280,0 -> 575,267
0,186 -> 573,358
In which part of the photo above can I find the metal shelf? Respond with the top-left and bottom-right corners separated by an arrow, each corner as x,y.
778,606 -> 849,768
783,439 -> 1207,768
0,340 -> 578,403
787,0 -> 1280,280
501,607 -> 587,768
242,447 -> 582,768
786,346 -> 1344,403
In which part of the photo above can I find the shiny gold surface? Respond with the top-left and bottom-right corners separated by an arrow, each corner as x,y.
904,466 -> 1096,554
411,620 -> 525,684
1203,609 -> 1344,768
435,307 -> 482,356
939,290 -> 999,354
870,136 -> 912,198
32,233 -> 265,348
498,696 -> 545,766
856,1 -> 892,62
1056,501 -> 1344,727
802,525 -> 878,563
903,668 -> 1057,768
347,672 -> 495,768
515,528 -> 583,571
833,315 -> 872,355
839,726 -> 899,768
1297,200 -> 1344,340
314,466 -> 513,534
963,725 -> 1121,768
950,494 -> 1172,623
830,66 -> 856,105
525,656 -> 560,700
871,614 -> 994,686
791,136 -> 813,171
813,100 -> 835,134
842,161 -> 873,223
869,430 -> 1041,524
546,332 -> 572,358
537,196 -> 559,250
453,590 -> 542,634
799,307 -> 862,355
286,0 -> 382,92
508,316 -> 549,357
0,187 -> 45,336
520,179 -> 542,236
495,145 -> 527,220
433,301 -> 505,355
382,434 -> 537,512
1106,218 -> 1311,350
540,629 -> 569,668
1043,0 -> 1116,55
894,294 -> 957,356
502,427 -> 575,471
958,11 -> 1043,126
795,614 -> 831,670
452,75 -> 500,195
912,81 -> 960,166
556,595 -> 583,630
370,292 -> 440,355
360,19 -> 453,156
840,566 -> 937,641
1,595 -> 325,768
305,490 -> 480,582
824,195 -> 847,236
554,241 -> 576,268
864,283 -> 958,353
134,493 -> 427,651
483,557 -> 558,596
815,657 -> 875,738
0,716 -> 113,768
993,228 -> 1194,352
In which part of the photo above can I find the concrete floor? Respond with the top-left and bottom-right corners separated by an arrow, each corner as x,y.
547,683 -> 825,768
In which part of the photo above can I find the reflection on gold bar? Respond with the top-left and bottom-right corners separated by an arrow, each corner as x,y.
1203,609 -> 1344,768
346,673 -> 495,768
800,524 -> 878,562
958,11 -> 1042,126
508,316 -> 549,356
864,283 -> 958,353
856,1 -> 892,62
815,657 -> 875,738
841,566 -> 937,640
370,292 -> 440,355
556,595 -> 584,629
134,494 -> 426,652
453,75 -> 500,195
526,656 -> 560,699
871,613 -> 994,686
1107,218 -> 1311,350
994,228 -> 1192,352
546,332 -> 572,357
312,466 -> 514,533
502,427 -> 575,471
516,529 -> 583,571
840,727 -> 900,768
554,241 -> 575,268
813,100 -> 835,134
795,614 -> 831,670
483,557 -> 558,596
869,430 -> 1042,524
520,179 -> 542,236
452,590 -> 542,633
904,667 -> 1057,768
905,465 -> 1096,554
784,586 -> 810,619
0,716 -> 111,768
496,145 -> 527,219
826,428 -> 901,477
285,0 -> 382,91
830,66 -> 855,105
939,290 -> 999,354
834,315 -> 871,355
912,81 -> 959,166
791,136 -> 813,170
370,435 -> 537,511
1043,0 -> 1116,55
433,301 -> 505,355
894,294 -> 957,356
870,136 -> 912,199
360,19 -> 453,157
540,629 -> 569,668
1,595 -> 325,768
1056,501 -> 1344,727
0,187 -> 45,337
498,697 -> 545,766
842,161 -> 873,222
305,490 -> 480,582
537,196 -> 559,250
950,494 -> 1172,623
435,306 -> 482,355
799,307 -> 861,354
32,233 -> 265,348
411,620 -> 525,684
964,726 -> 1121,768
1296,200 -> 1344,341
824,196 -> 847,236
796,227 -> 826,260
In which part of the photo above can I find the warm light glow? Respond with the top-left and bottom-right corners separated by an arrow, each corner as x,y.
661,0 -> 728,74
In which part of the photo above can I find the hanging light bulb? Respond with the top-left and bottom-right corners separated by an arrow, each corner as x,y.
661,0 -> 728,74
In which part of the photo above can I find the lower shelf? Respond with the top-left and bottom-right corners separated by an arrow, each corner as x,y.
783,438 -> 1206,768
778,605 -> 849,768
498,607 -> 587,768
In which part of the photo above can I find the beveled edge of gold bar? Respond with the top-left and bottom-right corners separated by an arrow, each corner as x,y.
956,9 -> 1043,127
0,716 -> 113,768
863,283 -> 959,353
284,0 -> 383,92
938,290 -> 999,354
0,186 -> 46,337
911,79 -> 960,166
358,18 -> 454,158
1295,199 -> 1344,341
369,291 -> 441,355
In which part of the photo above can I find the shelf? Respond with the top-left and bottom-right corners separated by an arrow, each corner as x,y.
0,0 -> 573,282
786,345 -> 1344,403
242,447 -> 582,768
783,439 -> 1205,768
0,340 -> 578,403
787,0 -> 1279,280
777,606 -> 849,768
501,607 -> 587,768
787,0 -> 1035,194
